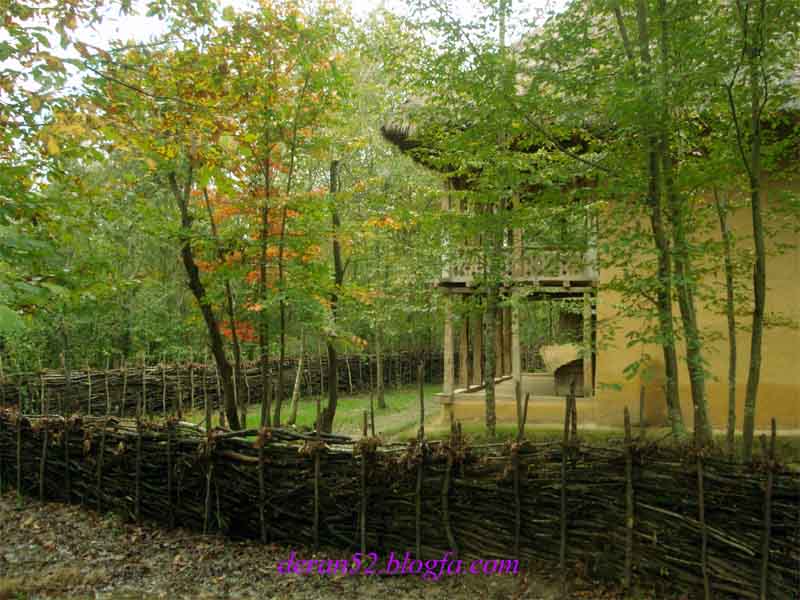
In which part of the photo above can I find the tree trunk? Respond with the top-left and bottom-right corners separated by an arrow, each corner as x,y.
740,1 -> 766,463
288,333 -> 305,426
168,169 -> 240,430
656,0 -> 709,443
202,188 -> 245,429
714,189 -> 737,457
375,325 -> 385,409
259,155 -> 272,428
620,0 -> 685,435
484,293 -> 497,439
321,160 -> 344,433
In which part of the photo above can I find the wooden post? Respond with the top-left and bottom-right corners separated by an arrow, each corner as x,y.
417,362 -> 425,439
190,362 -> 196,414
39,376 -> 47,502
511,301 -> 521,390
458,315 -> 469,389
134,419 -> 142,523
16,412 -> 22,506
97,383 -> 109,512
140,360 -> 147,417
161,357 -> 167,414
697,430 -> 710,600
87,365 -> 93,416
369,390 -> 375,437
560,396 -> 571,598
167,420 -> 175,528
360,410 -> 368,556
472,312 -> 483,386
313,396 -> 321,550
511,442 -> 521,561
63,417 -> 71,502
759,419 -> 776,600
582,292 -> 593,397
120,359 -> 128,417
176,364 -> 184,420
441,441 -> 458,558
503,306 -> 512,377
624,407 -> 634,592
495,308 -> 504,376
258,434 -> 267,544
415,369 -> 429,559
0,411 -> 5,493
105,356 -> 111,416
443,297 -> 455,396
638,384 -> 646,430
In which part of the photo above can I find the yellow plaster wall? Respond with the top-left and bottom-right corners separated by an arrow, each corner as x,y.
594,180 -> 800,431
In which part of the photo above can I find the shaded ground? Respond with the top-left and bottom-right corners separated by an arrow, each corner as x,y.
1,491 -> 587,600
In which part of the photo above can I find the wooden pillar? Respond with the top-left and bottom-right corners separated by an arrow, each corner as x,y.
458,315 -> 469,389
471,312 -> 483,387
503,306 -> 512,377
443,296 -> 455,396
511,302 -> 521,385
583,292 -> 593,397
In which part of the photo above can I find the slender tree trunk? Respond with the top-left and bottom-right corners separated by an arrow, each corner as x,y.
657,0 -> 709,442
740,0 -> 766,463
168,169 -> 240,430
617,0 -> 685,435
375,325 -> 385,409
714,189 -> 737,456
259,155 -> 272,428
288,331 -> 305,426
202,188 -> 245,429
321,160 -> 344,433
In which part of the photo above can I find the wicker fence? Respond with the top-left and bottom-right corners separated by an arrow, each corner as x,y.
0,351 -> 446,416
0,408 -> 797,599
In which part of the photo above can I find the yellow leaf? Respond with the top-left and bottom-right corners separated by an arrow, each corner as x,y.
30,95 -> 41,112
145,157 -> 157,171
46,137 -> 60,156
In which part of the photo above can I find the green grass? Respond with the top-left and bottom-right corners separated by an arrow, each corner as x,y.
185,384 -> 440,437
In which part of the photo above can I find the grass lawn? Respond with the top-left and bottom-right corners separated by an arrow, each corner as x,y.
185,389 -> 800,466
185,384 -> 440,438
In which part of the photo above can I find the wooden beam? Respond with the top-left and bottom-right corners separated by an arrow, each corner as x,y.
458,314 -> 469,389
443,297 -> 455,396
472,312 -> 483,386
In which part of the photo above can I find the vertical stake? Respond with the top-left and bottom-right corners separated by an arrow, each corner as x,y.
624,407 -> 634,592
560,393 -> 571,598
360,410 -> 368,556
759,419 -> 776,600
39,376 -> 47,502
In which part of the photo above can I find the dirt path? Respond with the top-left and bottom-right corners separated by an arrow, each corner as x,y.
0,491 -> 573,600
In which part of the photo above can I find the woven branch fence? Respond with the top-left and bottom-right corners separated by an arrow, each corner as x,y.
0,351 -> 446,416
0,408 -> 797,599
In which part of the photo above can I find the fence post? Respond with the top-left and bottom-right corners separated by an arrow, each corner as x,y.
167,419 -> 174,528
624,407 -> 633,592
87,365 -> 92,416
415,362 -> 425,559
258,431 -> 267,544
697,429 -> 710,600
16,412 -> 22,507
560,395 -> 571,598
63,416 -> 71,502
360,410 -> 368,556
313,398 -> 321,550
96,413 -> 106,513
39,376 -> 47,502
135,419 -> 142,524
441,420 -> 459,559
759,419 -> 776,600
